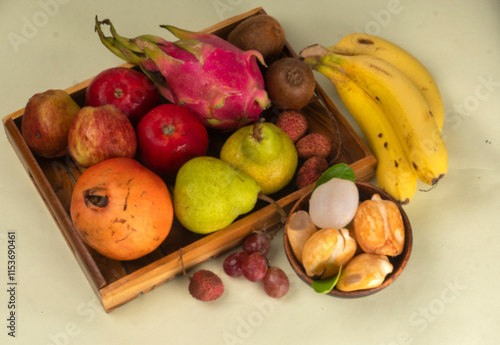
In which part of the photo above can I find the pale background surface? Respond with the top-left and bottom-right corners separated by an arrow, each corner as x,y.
1,1 -> 499,344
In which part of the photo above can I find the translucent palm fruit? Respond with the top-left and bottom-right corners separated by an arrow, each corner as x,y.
302,227 -> 357,279
286,210 -> 318,263
309,178 -> 359,229
336,253 -> 393,292
353,193 -> 405,256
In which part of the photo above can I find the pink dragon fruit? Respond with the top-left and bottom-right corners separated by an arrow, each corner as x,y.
95,17 -> 270,131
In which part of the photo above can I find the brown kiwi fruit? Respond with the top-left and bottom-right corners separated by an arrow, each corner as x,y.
227,14 -> 286,64
265,57 -> 316,110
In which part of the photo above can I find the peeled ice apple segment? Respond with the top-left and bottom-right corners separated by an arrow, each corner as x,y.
339,228 -> 357,262
309,178 -> 359,229
287,210 -> 317,263
336,253 -> 393,292
302,227 -> 357,279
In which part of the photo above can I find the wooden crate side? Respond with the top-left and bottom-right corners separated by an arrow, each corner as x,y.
99,185 -> 306,312
3,118 -> 107,294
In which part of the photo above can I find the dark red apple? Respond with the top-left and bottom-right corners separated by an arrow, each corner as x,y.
136,104 -> 209,181
68,104 -> 137,168
21,89 -> 81,158
85,67 -> 161,126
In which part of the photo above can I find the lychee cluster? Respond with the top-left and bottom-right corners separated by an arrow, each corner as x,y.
275,110 -> 333,189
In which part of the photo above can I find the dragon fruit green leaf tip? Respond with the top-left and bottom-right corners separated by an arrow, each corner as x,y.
94,16 -> 271,131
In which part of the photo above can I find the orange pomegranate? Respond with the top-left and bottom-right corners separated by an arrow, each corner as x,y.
70,157 -> 173,261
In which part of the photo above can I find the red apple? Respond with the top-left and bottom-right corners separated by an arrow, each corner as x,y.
21,89 -> 81,158
85,67 -> 161,126
68,105 -> 137,168
136,104 -> 209,181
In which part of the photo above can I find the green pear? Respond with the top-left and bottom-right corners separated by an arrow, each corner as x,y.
173,156 -> 261,234
220,120 -> 298,195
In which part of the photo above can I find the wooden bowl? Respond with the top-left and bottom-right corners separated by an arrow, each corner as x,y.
283,181 -> 412,298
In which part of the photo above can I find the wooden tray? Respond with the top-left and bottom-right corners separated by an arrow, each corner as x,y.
2,7 -> 376,312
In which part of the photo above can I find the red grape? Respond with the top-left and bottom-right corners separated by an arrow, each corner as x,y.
242,233 -> 271,256
263,267 -> 290,298
242,252 -> 268,282
223,251 -> 249,278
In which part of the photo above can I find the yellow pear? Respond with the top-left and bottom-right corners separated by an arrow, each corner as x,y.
220,120 -> 298,195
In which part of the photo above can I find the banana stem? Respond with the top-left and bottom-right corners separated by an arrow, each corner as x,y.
299,44 -> 330,69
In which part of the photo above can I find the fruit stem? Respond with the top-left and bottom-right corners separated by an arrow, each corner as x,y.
162,125 -> 176,136
257,192 -> 287,227
179,248 -> 191,279
252,118 -> 265,143
83,187 -> 109,209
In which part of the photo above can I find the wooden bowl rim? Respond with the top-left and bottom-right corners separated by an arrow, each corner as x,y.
283,181 -> 413,298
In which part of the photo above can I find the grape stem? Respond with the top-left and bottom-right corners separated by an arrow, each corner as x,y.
179,248 -> 191,279
256,192 -> 288,240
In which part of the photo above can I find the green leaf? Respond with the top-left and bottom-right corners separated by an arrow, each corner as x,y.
313,163 -> 355,191
311,265 -> 343,294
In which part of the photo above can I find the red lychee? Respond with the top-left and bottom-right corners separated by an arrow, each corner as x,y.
180,248 -> 224,302
188,269 -> 225,302
275,110 -> 308,143
295,132 -> 332,159
296,156 -> 329,189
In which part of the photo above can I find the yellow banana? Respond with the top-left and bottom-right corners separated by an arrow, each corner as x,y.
316,64 -> 417,204
328,33 -> 444,131
300,46 -> 448,186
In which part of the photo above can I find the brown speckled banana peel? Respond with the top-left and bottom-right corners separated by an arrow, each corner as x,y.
314,64 -> 417,204
328,33 -> 444,131
300,46 -> 448,188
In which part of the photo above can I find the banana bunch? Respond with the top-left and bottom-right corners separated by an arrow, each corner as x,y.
299,33 -> 447,205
